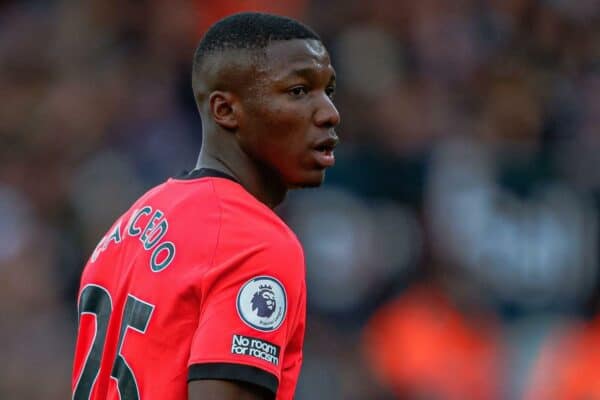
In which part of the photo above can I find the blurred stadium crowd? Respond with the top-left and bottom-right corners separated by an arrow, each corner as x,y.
1,0 -> 599,398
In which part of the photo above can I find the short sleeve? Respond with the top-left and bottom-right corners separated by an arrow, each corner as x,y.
187,238 -> 306,396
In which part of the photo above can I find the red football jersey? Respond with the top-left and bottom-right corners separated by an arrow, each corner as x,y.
71,169 -> 306,400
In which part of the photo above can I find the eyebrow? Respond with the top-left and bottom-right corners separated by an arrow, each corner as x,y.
280,66 -> 336,83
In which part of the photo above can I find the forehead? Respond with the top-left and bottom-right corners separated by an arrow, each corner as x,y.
258,39 -> 334,79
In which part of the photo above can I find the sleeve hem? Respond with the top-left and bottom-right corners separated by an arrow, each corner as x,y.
188,362 -> 279,395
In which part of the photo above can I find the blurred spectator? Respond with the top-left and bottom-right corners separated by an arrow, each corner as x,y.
426,135 -> 598,310
362,264 -> 505,400
297,316 -> 395,400
523,314 -> 600,399
283,187 -> 422,320
0,185 -> 73,398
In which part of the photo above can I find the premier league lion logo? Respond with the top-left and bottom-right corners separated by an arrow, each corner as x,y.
238,276 -> 286,331
251,284 -> 276,318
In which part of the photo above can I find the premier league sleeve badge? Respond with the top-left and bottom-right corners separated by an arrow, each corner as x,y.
236,276 -> 287,332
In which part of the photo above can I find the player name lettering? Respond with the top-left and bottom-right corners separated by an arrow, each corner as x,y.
91,205 -> 176,272
231,334 -> 280,366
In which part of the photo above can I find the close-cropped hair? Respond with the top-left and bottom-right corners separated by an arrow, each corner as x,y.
193,12 -> 321,68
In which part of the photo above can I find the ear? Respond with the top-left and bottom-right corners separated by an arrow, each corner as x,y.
208,91 -> 239,131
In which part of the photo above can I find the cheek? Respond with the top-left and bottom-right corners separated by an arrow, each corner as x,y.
258,107 -> 308,151
241,94 -> 314,171
264,105 -> 301,131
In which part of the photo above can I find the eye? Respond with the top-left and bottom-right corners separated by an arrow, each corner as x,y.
289,86 -> 308,98
326,85 -> 336,100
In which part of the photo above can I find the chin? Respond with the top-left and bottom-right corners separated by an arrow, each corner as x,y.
287,171 -> 326,189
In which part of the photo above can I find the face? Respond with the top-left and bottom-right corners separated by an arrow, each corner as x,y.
236,39 -> 340,188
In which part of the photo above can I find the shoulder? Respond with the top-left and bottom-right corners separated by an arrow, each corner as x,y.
209,183 -> 306,285
212,180 -> 303,253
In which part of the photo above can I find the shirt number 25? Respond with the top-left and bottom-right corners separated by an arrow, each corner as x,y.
73,284 -> 154,399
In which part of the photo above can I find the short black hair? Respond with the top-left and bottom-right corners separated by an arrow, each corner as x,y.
193,12 -> 321,66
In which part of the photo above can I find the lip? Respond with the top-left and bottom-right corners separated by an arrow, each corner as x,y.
313,135 -> 339,152
312,148 -> 335,167
311,135 -> 338,168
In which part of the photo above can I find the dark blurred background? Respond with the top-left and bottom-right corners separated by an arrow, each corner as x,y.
1,0 -> 599,398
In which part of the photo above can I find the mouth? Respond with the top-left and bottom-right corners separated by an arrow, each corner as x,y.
314,135 -> 339,152
312,135 -> 339,167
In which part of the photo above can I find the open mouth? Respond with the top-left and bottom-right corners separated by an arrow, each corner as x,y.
313,136 -> 339,154
314,143 -> 335,155
312,136 -> 338,167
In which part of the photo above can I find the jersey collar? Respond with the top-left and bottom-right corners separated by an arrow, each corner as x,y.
175,168 -> 239,183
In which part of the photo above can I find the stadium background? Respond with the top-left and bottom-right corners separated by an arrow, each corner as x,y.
1,0 -> 599,398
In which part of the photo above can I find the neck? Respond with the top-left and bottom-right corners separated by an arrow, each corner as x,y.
195,132 -> 287,209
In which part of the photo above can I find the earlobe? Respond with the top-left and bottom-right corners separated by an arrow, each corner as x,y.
209,91 -> 239,130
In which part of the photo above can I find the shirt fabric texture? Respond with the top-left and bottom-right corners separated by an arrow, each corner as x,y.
72,170 -> 306,400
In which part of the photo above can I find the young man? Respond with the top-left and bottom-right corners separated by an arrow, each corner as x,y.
71,12 -> 339,400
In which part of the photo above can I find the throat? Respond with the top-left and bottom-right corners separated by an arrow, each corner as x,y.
196,151 -> 287,209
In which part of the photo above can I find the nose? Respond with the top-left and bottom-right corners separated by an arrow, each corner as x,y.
314,94 -> 341,128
